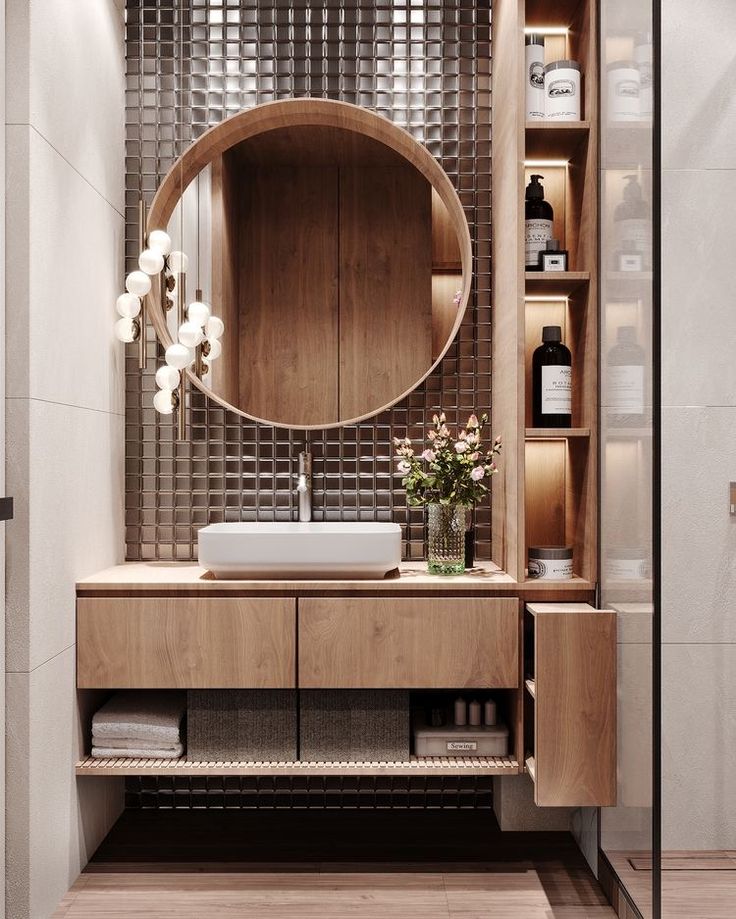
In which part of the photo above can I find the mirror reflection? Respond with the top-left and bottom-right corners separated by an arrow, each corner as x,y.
157,104 -> 470,429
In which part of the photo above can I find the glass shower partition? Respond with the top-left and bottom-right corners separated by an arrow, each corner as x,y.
598,0 -> 659,916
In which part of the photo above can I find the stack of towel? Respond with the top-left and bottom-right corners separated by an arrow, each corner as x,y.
91,691 -> 186,759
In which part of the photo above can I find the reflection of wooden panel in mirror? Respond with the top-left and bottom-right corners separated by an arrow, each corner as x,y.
210,154 -> 241,408
432,189 -> 462,270
339,167 -> 432,422
236,164 -> 339,427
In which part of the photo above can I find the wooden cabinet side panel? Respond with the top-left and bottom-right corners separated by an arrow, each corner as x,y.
534,612 -> 616,806
298,597 -> 519,689
77,597 -> 296,689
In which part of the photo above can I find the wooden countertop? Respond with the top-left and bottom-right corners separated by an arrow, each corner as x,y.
77,562 -> 595,599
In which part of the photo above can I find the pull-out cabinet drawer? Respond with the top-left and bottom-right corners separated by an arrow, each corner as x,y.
77,597 -> 296,688
298,597 -> 519,688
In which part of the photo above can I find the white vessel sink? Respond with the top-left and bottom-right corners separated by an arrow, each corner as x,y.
198,521 -> 402,579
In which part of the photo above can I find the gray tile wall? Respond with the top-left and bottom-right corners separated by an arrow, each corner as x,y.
124,0 -> 492,562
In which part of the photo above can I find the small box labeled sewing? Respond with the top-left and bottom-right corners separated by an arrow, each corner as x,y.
413,716 -> 509,757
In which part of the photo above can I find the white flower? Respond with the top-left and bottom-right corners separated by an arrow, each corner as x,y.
454,441 -> 469,454
471,466 -> 485,482
421,449 -> 436,462
397,460 -> 411,474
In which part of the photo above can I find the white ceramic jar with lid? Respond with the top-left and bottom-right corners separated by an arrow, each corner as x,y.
544,60 -> 581,120
528,546 -> 573,580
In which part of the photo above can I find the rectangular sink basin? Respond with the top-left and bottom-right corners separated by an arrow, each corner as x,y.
198,521 -> 402,579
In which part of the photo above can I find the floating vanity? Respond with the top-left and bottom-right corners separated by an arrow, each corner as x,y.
75,562 -> 615,808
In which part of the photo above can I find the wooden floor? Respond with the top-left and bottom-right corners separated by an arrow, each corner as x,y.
607,850 -> 736,919
52,810 -> 618,919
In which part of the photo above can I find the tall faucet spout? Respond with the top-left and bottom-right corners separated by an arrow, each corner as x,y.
296,451 -> 312,522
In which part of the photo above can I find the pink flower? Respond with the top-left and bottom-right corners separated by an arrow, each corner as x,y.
397,460 -> 411,474
421,449 -> 436,462
428,429 -> 437,441
453,290 -> 462,305
471,466 -> 485,481
494,435 -> 502,446
470,451 -> 480,461
454,441 -> 469,454
467,414 -> 479,429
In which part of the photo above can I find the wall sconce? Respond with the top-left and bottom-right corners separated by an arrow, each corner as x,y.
113,201 -> 225,434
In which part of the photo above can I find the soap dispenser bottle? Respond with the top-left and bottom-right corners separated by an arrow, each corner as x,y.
533,325 -> 572,427
614,175 -> 651,269
525,175 -> 554,271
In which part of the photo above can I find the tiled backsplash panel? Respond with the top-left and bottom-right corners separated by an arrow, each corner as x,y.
124,0 -> 492,561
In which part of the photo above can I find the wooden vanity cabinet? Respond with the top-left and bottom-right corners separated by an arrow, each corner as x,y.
525,603 -> 617,807
77,597 -> 296,689
299,597 -> 519,688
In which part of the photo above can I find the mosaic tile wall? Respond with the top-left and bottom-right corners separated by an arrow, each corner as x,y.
124,0 -> 492,562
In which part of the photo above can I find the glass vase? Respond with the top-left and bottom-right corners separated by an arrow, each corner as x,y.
427,503 -> 467,575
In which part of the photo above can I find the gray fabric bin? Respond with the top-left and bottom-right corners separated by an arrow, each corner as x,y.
299,690 -> 410,762
187,690 -> 297,761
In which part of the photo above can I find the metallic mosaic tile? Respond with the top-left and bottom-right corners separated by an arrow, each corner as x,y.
125,0 -> 492,561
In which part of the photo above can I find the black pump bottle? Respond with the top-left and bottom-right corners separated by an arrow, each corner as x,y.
532,325 -> 572,427
525,174 -> 554,271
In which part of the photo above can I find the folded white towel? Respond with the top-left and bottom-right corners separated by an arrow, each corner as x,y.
92,691 -> 185,746
92,734 -> 181,752
91,743 -> 184,760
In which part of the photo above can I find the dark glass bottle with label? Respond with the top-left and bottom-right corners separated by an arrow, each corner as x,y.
525,175 -> 554,271
532,326 -> 572,427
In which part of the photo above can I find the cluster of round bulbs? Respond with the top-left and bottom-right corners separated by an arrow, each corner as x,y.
114,229 -> 225,416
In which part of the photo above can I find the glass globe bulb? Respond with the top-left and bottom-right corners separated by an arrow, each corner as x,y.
168,250 -> 189,274
165,343 -> 193,370
148,229 -> 172,256
153,388 -> 175,415
205,315 -> 225,340
125,270 -> 152,297
114,317 -> 138,343
155,365 -> 180,391
187,300 -> 211,326
178,321 -> 204,349
205,337 -> 222,361
139,248 -> 165,276
116,292 -> 141,319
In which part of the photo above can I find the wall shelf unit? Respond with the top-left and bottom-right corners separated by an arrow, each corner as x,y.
492,0 -> 598,587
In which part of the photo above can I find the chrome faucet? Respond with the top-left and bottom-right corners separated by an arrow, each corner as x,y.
296,451 -> 312,522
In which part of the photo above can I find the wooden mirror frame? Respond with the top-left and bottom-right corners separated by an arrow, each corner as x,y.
147,98 -> 473,429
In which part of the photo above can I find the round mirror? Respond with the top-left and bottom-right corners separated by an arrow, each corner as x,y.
148,99 -> 472,429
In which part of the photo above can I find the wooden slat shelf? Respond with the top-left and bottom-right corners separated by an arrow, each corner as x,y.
525,427 -> 590,439
525,271 -> 590,296
75,755 -> 521,778
525,121 -> 591,159
525,678 -> 536,699
525,756 -> 536,783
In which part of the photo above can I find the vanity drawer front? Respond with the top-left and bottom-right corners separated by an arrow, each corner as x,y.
298,598 -> 519,688
77,597 -> 296,689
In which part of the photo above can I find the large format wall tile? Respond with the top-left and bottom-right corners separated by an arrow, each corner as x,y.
661,0 -> 736,171
6,399 -> 124,672
662,169 -> 736,409
662,643 -> 736,850
6,648 -> 124,919
6,0 -> 125,212
661,406 -> 736,644
6,125 -> 125,415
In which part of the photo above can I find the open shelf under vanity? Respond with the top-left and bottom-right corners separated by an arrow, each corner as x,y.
76,755 -> 520,778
